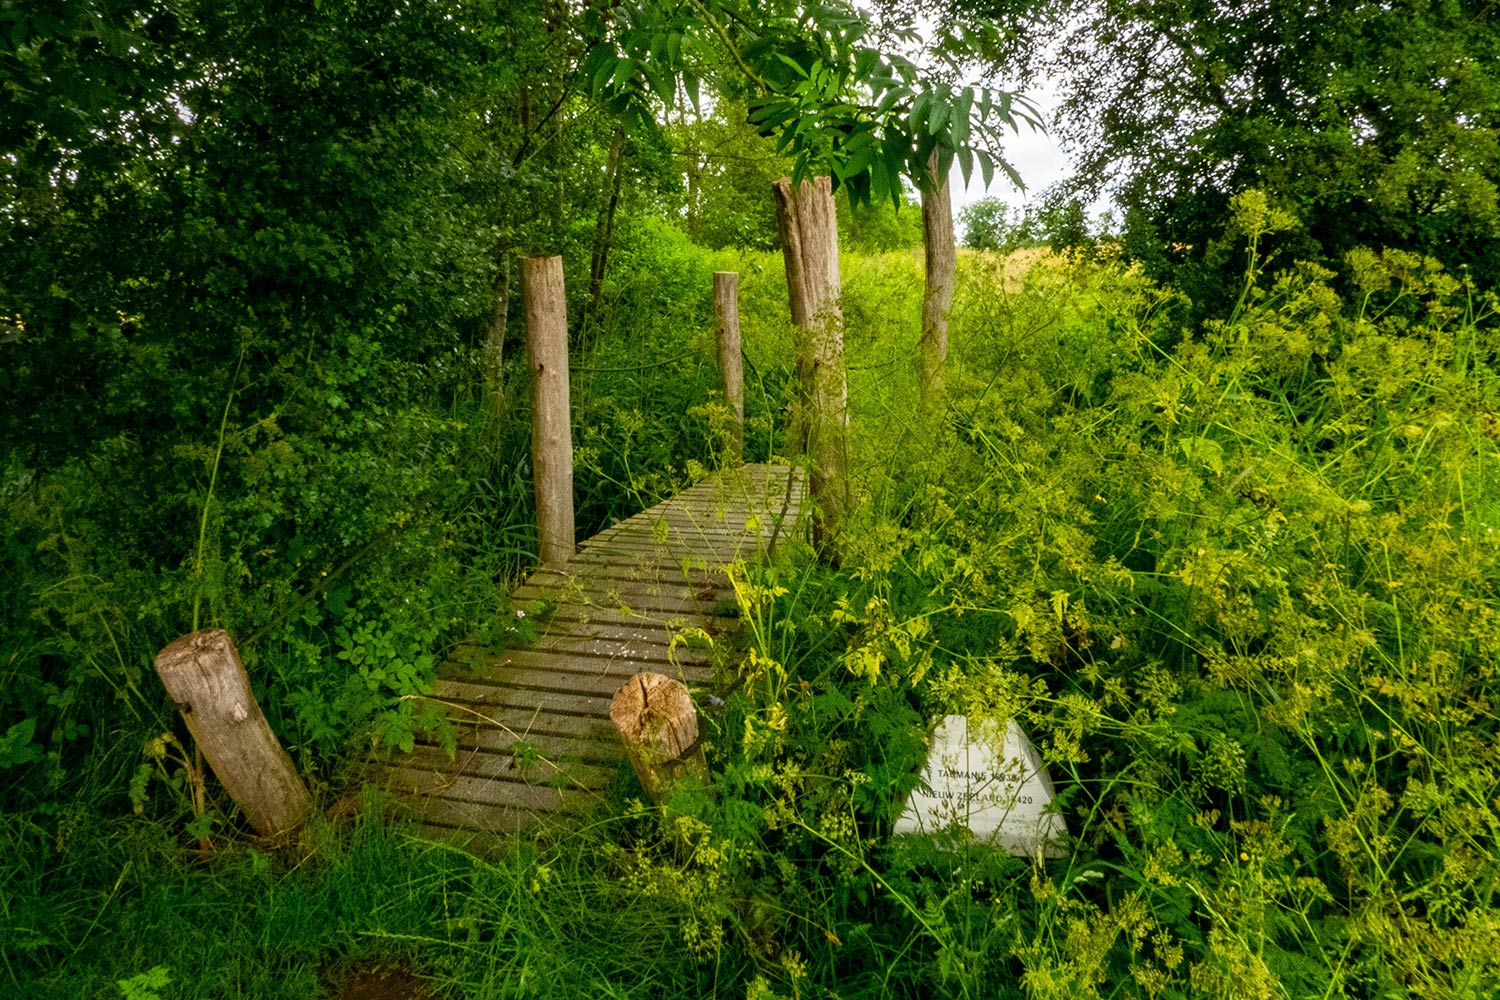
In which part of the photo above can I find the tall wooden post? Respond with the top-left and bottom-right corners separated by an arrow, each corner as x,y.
772,175 -> 847,554
610,672 -> 711,802
522,255 -> 575,567
920,151 -> 956,407
154,629 -> 311,838
713,271 -> 745,465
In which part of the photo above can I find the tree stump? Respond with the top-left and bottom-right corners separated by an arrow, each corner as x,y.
610,672 -> 710,802
522,254 -> 576,567
154,629 -> 311,837
713,271 -> 745,465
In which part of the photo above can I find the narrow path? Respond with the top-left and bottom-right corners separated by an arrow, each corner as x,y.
371,463 -> 805,840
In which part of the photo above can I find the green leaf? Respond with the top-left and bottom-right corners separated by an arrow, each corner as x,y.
0,718 -> 42,769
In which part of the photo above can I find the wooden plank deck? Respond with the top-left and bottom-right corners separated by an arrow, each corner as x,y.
370,462 -> 805,841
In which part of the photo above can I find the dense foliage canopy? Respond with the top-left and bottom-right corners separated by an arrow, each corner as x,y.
960,0 -> 1500,301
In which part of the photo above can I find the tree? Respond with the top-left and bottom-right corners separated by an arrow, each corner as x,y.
583,0 -> 1037,211
920,152 -> 956,405
958,0 -> 1500,298
957,196 -> 1016,250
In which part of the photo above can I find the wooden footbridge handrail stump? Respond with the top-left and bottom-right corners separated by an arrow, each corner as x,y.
713,271 -> 745,465
523,254 -> 576,568
610,671 -> 710,802
772,175 -> 848,554
154,629 -> 311,837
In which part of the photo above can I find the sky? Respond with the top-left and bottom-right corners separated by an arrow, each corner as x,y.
942,80 -> 1114,228
949,116 -> 1067,213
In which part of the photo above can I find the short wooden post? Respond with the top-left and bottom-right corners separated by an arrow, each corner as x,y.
772,175 -> 848,554
154,629 -> 311,837
610,672 -> 710,802
522,255 -> 575,567
713,271 -> 745,465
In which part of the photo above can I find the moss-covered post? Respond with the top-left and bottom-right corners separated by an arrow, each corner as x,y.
771,175 -> 847,554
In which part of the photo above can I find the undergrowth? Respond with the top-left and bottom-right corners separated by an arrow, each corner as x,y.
4,198 -> 1498,998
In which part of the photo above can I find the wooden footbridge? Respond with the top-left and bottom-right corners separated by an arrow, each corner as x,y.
151,256 -> 837,847
372,463 -> 805,840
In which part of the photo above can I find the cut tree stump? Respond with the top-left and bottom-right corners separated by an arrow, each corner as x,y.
154,629 -> 311,837
610,671 -> 710,802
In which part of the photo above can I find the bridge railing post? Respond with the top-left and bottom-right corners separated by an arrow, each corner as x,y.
522,255 -> 575,567
154,629 -> 311,838
772,175 -> 847,555
713,271 -> 745,466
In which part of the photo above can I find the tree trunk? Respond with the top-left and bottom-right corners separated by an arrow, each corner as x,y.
920,151 -> 956,407
610,672 -> 710,802
772,175 -> 847,554
486,255 -> 511,395
154,629 -> 311,838
522,255 -> 575,567
713,271 -> 745,465
584,130 -> 626,342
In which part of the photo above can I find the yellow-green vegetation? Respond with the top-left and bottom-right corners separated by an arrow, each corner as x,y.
609,202 -> 1500,997
5,205 -> 1498,998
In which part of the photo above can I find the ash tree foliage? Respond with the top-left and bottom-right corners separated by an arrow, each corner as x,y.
956,0 -> 1500,301
581,0 -> 1039,204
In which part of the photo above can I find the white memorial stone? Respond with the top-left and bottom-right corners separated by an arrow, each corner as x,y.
894,714 -> 1067,857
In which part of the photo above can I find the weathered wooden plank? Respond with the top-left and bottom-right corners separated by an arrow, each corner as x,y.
511,583 -> 730,615
381,765 -> 602,812
461,641 -> 715,678
398,742 -> 614,791
435,702 -> 613,740
519,571 -> 714,604
453,664 -> 713,704
528,633 -> 712,665
467,628 -> 712,665
431,678 -> 614,717
524,617 -> 715,646
394,794 -> 585,834
528,561 -> 725,588
433,726 -> 619,764
530,605 -> 711,630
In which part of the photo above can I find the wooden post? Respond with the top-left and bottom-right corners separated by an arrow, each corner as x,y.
154,629 -> 311,838
610,672 -> 710,802
713,271 -> 745,465
772,176 -> 848,554
522,255 -> 575,567
920,150 -> 956,407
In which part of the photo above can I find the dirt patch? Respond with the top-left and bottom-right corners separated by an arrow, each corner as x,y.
334,961 -> 437,1000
